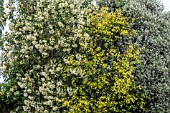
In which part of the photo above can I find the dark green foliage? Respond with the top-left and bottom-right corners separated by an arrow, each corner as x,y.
0,0 -> 4,38
0,82 -> 19,113
0,0 -> 6,112
96,0 -> 124,12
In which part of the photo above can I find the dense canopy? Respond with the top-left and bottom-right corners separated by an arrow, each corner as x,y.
0,0 -> 170,112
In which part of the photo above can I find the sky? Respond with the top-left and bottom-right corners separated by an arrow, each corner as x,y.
0,0 -> 170,83
161,0 -> 170,11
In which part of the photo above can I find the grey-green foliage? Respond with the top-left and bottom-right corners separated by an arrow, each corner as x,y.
122,0 -> 170,112
97,0 -> 170,112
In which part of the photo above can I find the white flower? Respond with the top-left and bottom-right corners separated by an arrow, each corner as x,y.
79,19 -> 85,25
77,32 -> 82,37
40,0 -> 45,2
25,22 -> 31,26
47,96 -> 53,100
4,44 -> 9,50
29,69 -> 33,73
26,35 -> 36,41
16,31 -> 21,35
57,81 -> 62,86
14,39 -> 18,44
14,91 -> 19,95
70,4 -> 74,9
38,16 -> 44,21
51,8 -> 55,14
29,46 -> 33,50
63,58 -> 69,64
47,100 -> 53,106
16,73 -> 21,76
39,87 -> 44,92
35,44 -> 41,49
23,26 -> 32,31
18,82 -> 22,86
49,84 -> 55,89
28,96 -> 34,100
41,72 -> 46,76
6,51 -> 12,57
9,88 -> 14,92
23,106 -> 30,111
20,49 -> 25,53
58,40 -> 65,46
24,100 -> 29,105
72,44 -> 77,47
22,78 -> 26,81
59,3 -> 65,8
70,68 -> 77,75
44,110 -> 49,113
32,41 -> 37,45
63,48 -> 71,52
27,89 -> 32,93
41,78 -> 45,82
42,52 -> 49,58
25,55 -> 29,58
64,2 -> 68,6
24,92 -> 28,97
84,33 -> 89,39
49,69 -> 54,74
9,23 -> 14,30
2,64 -> 7,70
76,54 -> 81,60
56,67 -> 61,71
34,65 -> 41,70
72,9 -> 77,14
42,40 -> 47,43
53,106 -> 58,111
24,46 -> 29,50
74,0 -> 81,4
54,45 -> 59,49
48,46 -> 53,50
49,29 -> 55,34
58,22 -> 64,27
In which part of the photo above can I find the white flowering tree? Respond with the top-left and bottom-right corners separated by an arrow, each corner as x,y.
0,0 -> 89,112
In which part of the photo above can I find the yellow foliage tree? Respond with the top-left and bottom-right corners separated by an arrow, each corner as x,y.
56,7 -> 145,113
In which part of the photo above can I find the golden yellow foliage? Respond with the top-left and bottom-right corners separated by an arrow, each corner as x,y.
57,7 -> 145,113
